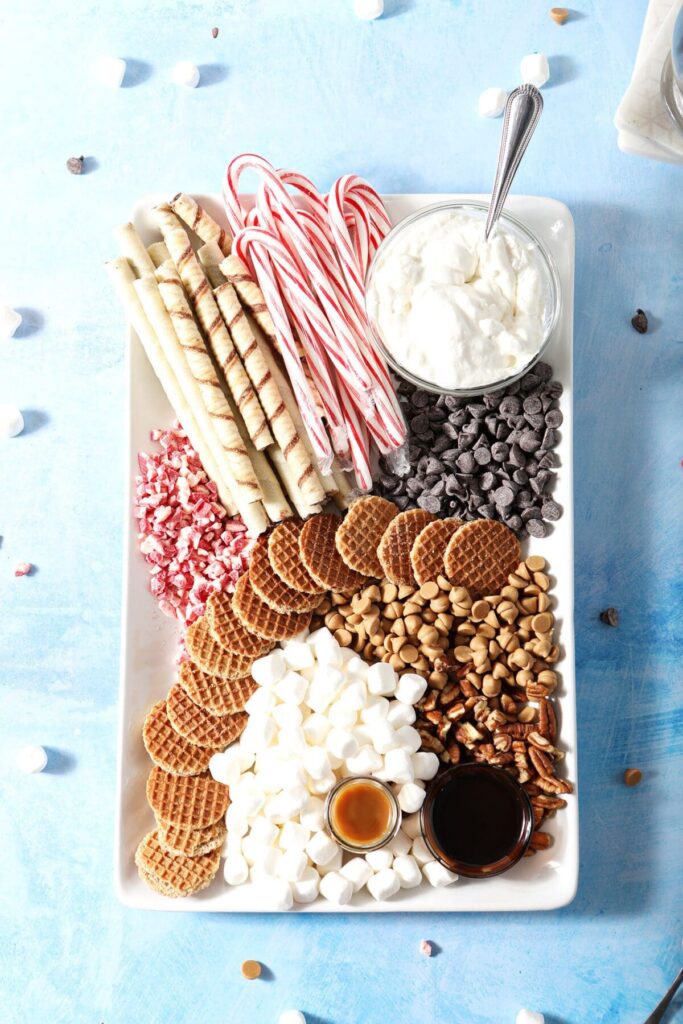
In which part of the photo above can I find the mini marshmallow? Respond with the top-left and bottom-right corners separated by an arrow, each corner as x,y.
0,306 -> 22,341
249,816 -> 279,847
387,830 -> 412,857
209,749 -> 242,787
520,52 -> 550,88
422,860 -> 458,888
299,796 -> 325,832
309,628 -> 342,666
383,748 -> 415,785
234,745 -> 255,773
353,0 -> 384,19
411,836 -> 432,865
516,1012 -> 545,1024
95,55 -> 126,87
340,856 -> 373,892
360,696 -> 390,724
365,848 -> 393,872
326,728 -> 358,760
240,716 -> 276,754
303,746 -> 331,781
278,786 -> 309,818
172,60 -> 200,88
327,700 -> 357,729
279,821 -> 311,852
306,830 -> 339,866
345,745 -> 383,776
261,877 -> 294,911
398,782 -> 426,813
252,846 -> 283,879
394,673 -> 427,706
386,702 -> 416,728
402,813 -> 421,840
225,834 -> 243,860
345,655 -> 368,677
278,849 -> 308,882
308,772 -> 336,796
275,671 -> 308,705
367,867 -> 400,901
278,1011 -> 307,1024
241,833 -> 269,866
318,846 -> 343,876
339,679 -> 367,710
306,670 -> 343,713
412,751 -> 440,781
232,778 -> 265,817
478,86 -> 507,117
251,650 -> 287,687
282,640 -> 315,671
0,405 -> 24,439
370,720 -> 397,755
326,752 -> 343,770
302,713 -> 331,745
226,804 -> 248,837
394,725 -> 421,754
278,726 -> 307,756
393,854 -> 422,889
223,855 -> 249,886
244,687 -> 277,716
353,722 -> 375,747
319,870 -> 354,905
367,662 -> 397,696
272,703 -> 304,730
291,865 -> 320,904
16,745 -> 47,774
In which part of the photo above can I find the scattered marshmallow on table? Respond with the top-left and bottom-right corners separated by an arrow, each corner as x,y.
16,745 -> 47,774
0,404 -> 24,439
172,60 -> 200,88
520,53 -> 550,88
95,55 -> 126,87
0,306 -> 22,341
279,1011 -> 307,1024
516,1012 -> 545,1024
478,86 -> 507,118
353,0 -> 383,19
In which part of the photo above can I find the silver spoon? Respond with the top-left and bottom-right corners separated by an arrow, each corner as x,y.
643,966 -> 683,1024
484,84 -> 544,241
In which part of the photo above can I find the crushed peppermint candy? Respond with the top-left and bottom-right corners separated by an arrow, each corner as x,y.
420,940 -> 433,957
14,562 -> 32,577
135,424 -> 252,626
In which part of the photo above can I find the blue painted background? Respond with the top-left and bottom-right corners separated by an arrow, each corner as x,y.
1,2 -> 682,1022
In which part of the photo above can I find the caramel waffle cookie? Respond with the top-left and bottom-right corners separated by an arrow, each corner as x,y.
135,830 -> 221,897
185,615 -> 256,679
167,682 -> 248,749
299,513 -> 367,592
377,508 -> 436,586
156,817 -> 227,858
146,766 -> 229,830
443,518 -> 521,596
178,660 -> 257,717
249,535 -> 321,614
232,572 -> 312,640
143,700 -> 218,776
205,591 -> 274,658
336,496 -> 399,578
267,518 -> 326,595
410,517 -> 463,586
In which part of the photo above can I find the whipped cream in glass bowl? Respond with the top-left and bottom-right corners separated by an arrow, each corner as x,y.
365,202 -> 561,396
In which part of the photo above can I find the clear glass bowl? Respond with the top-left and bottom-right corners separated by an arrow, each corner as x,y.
364,201 -> 562,398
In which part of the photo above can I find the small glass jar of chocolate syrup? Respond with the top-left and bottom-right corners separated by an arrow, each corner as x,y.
420,764 -> 533,877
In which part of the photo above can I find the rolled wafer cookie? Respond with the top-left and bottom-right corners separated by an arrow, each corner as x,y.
170,192 -> 232,256
114,222 -> 155,278
197,241 -> 226,289
106,257 -> 238,517
133,272 -> 266,528
155,205 -> 271,452
147,241 -> 170,267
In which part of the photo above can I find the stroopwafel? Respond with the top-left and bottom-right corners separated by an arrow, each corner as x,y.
156,817 -> 227,858
377,508 -> 436,586
299,513 -> 367,592
267,518 -> 326,595
178,660 -> 257,717
410,517 -> 463,586
443,518 -> 521,596
185,616 -> 256,679
205,591 -> 274,658
249,535 -> 320,614
135,830 -> 221,897
143,700 -> 218,776
146,766 -> 229,829
336,496 -> 399,578
232,572 -> 312,641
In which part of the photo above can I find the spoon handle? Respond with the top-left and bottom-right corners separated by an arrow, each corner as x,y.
643,966 -> 683,1024
484,84 -> 544,241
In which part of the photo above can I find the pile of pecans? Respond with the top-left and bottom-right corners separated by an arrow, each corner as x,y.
311,554 -> 572,850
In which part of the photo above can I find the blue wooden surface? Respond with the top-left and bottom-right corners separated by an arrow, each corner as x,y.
1,2 -> 682,1022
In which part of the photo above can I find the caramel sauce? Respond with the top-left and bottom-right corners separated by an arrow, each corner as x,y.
330,780 -> 393,846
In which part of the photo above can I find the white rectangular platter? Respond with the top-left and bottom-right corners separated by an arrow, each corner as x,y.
115,193 -> 578,912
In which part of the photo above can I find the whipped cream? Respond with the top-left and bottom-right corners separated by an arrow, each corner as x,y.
367,208 -> 549,390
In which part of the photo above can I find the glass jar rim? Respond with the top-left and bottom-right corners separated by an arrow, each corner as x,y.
324,776 -> 402,854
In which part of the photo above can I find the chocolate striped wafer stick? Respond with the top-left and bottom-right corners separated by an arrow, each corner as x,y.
114,223 -> 156,278
155,205 -> 272,452
147,241 -> 170,267
170,192 -> 232,256
154,260 -> 265,508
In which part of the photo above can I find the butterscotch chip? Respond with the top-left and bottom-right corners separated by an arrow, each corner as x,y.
420,581 -> 440,601
299,513 -> 367,592
146,766 -> 229,829
206,592 -> 274,658
410,518 -> 463,586
336,496 -> 399,577
157,817 -> 227,858
167,683 -> 248,749
526,554 -> 546,572
532,612 -> 553,633
444,519 -> 521,596
143,700 -> 218,776
378,509 -> 436,586
624,768 -> 642,787
135,830 -> 221,897
241,960 -> 262,980
232,572 -> 312,640
178,661 -> 257,716
249,535 -> 321,613
268,518 -> 326,595
186,616 -> 256,679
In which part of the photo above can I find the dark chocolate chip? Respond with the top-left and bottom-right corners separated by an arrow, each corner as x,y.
525,518 -> 547,538
545,408 -> 563,428
541,499 -> 562,522
418,494 -> 442,514
631,309 -> 648,334
599,607 -> 620,627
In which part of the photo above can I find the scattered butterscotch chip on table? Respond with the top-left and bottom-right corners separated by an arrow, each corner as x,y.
549,6 -> 569,23
241,959 -> 262,980
624,768 -> 642,787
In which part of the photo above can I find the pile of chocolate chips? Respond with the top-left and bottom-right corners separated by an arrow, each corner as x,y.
375,362 -> 563,539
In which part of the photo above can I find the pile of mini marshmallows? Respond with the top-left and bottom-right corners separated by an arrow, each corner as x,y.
209,628 -> 458,908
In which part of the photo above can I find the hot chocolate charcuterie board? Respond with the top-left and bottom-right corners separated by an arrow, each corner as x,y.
114,174 -> 577,912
